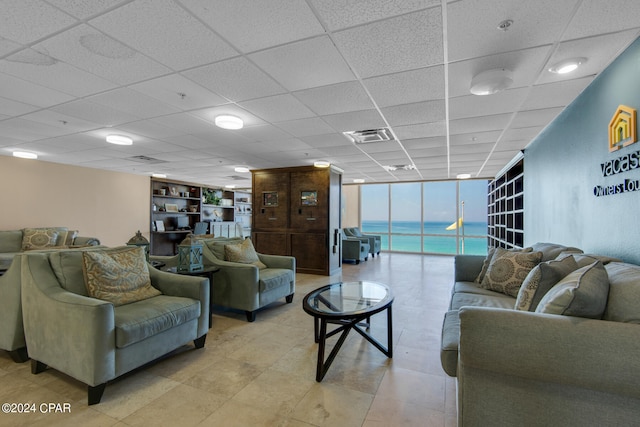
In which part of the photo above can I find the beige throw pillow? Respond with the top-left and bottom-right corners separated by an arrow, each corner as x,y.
480,247 -> 543,297
225,238 -> 267,269
22,228 -> 59,250
535,261 -> 609,319
515,255 -> 579,311
82,246 -> 160,306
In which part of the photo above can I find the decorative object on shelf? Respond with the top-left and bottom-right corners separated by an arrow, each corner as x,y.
159,188 -> 166,196
189,205 -> 198,212
154,220 -> 165,232
169,187 -> 178,196
165,203 -> 179,212
263,191 -> 278,207
301,190 -> 318,206
203,188 -> 221,205
177,240 -> 203,272
126,230 -> 150,261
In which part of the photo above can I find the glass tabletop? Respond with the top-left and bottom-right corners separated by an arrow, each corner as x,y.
303,281 -> 393,317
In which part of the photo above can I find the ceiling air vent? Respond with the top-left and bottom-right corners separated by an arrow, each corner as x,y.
129,155 -> 167,164
343,128 -> 393,144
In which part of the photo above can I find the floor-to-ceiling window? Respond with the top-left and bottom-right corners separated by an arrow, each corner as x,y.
360,180 -> 488,255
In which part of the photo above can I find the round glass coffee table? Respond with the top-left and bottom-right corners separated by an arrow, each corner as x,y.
302,281 -> 394,381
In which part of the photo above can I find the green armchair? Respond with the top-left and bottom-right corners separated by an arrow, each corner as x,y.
342,238 -> 370,264
152,237 -> 295,322
343,227 -> 381,257
20,247 -> 209,405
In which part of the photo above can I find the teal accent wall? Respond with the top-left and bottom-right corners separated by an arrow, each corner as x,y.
525,36 -> 640,264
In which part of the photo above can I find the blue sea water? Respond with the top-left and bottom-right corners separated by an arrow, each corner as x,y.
361,220 -> 488,256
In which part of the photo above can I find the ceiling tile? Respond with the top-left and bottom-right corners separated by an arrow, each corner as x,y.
20,110 -> 102,133
237,124 -> 293,143
394,122 -> 447,140
239,94 -> 316,123
381,100 -> 445,127
0,73 -> 73,107
449,88 -> 529,120
45,0 -> 126,19
333,8 -> 443,78
293,81 -> 375,115
0,95 -> 39,117
35,24 -> 171,85
447,0 -> 577,61
450,131 -> 502,146
364,66 -> 445,107
0,0 -> 77,44
301,133 -> 353,148
403,137 -> 447,150
510,107 -> 564,129
449,113 -> 512,135
249,36 -> 356,91
181,0 -> 324,53
87,88 -> 180,119
310,0 -> 439,31
129,74 -> 229,111
183,57 -> 285,102
51,99 -> 140,126
563,0 -> 640,40
522,76 -> 593,110
321,109 -> 386,132
89,0 -> 238,70
275,117 -> 336,138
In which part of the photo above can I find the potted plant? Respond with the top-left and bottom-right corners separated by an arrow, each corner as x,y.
203,188 -> 221,205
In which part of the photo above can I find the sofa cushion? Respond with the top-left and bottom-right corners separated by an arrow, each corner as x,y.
603,262 -> 640,323
259,268 -> 293,292
531,242 -> 582,262
480,248 -> 543,297
0,230 -> 24,253
82,246 -> 161,306
225,238 -> 266,269
557,252 -> 623,267
114,295 -> 200,348
515,255 -> 579,312
453,281 -> 505,296
474,247 -> 496,284
21,228 -> 60,251
450,292 -> 515,310
202,237 -> 244,260
535,261 -> 609,319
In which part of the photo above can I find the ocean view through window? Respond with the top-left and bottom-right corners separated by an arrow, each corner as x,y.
360,180 -> 488,256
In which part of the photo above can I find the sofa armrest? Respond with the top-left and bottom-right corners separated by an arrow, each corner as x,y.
454,255 -> 485,282
20,253 -> 115,386
257,253 -> 296,270
458,306 -> 640,399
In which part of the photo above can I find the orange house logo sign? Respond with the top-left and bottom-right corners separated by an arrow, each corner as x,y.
608,105 -> 637,152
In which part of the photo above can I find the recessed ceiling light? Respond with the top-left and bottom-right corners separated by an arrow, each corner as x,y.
548,57 -> 586,74
456,173 -> 471,179
225,184 -> 236,189
234,166 -> 250,173
106,134 -> 133,145
152,173 -> 167,178
470,68 -> 513,95
314,160 -> 330,168
353,179 -> 365,183
215,115 -> 243,130
13,151 -> 38,159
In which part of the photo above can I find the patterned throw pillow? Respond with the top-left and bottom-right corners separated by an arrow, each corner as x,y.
535,261 -> 609,319
59,229 -> 79,246
515,255 -> 579,311
224,238 -> 267,269
474,247 -> 496,284
82,246 -> 160,306
480,247 -> 543,297
22,228 -> 59,250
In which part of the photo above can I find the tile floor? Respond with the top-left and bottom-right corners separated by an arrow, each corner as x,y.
0,253 -> 457,427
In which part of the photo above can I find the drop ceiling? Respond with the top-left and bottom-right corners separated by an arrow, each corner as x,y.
1,0 -> 639,187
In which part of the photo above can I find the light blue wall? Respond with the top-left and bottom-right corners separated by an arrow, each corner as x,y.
525,36 -> 640,264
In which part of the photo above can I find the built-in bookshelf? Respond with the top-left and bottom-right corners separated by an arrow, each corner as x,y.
487,156 -> 524,249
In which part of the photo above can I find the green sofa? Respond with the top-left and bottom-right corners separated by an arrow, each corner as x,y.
0,229 -> 101,363
441,242 -> 640,426
152,236 -> 295,322
20,247 -> 209,405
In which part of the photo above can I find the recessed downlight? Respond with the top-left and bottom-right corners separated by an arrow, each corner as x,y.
314,160 -> 330,168
548,57 -> 586,74
152,173 -> 167,178
353,179 -> 365,183
106,134 -> 133,145
215,115 -> 243,130
234,166 -> 250,173
456,173 -> 471,179
470,68 -> 513,95
13,151 -> 38,159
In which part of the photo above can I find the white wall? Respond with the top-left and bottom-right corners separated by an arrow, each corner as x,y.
0,156 -> 150,247
341,184 -> 359,228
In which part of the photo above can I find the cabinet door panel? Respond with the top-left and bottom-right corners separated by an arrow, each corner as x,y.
290,171 -> 328,230
253,172 -> 289,229
290,232 -> 327,273
253,232 -> 288,256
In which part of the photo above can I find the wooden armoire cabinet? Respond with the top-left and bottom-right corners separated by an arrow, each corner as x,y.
251,165 -> 342,275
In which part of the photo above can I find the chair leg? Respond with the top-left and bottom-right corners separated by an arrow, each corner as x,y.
245,311 -> 256,322
31,359 -> 47,374
194,334 -> 207,349
286,294 -> 294,303
88,383 -> 106,405
9,347 -> 29,363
